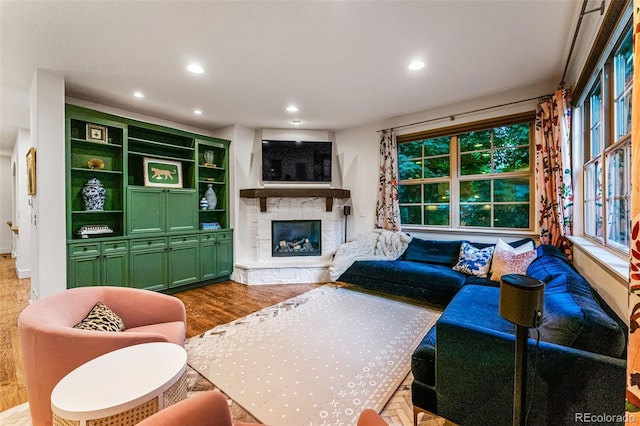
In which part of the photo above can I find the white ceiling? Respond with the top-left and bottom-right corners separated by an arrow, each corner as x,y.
1,0 -> 580,155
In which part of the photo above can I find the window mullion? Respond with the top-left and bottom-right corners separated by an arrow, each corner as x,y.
451,135 -> 459,228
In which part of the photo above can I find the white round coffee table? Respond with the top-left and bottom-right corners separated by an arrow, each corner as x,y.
51,342 -> 187,426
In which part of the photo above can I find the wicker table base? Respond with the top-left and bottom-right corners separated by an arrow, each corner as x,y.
52,343 -> 187,426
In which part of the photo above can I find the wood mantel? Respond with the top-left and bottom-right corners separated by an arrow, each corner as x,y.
239,188 -> 351,212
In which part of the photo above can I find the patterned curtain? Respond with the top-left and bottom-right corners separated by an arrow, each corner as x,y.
626,2 -> 640,422
534,89 -> 574,261
375,130 -> 401,231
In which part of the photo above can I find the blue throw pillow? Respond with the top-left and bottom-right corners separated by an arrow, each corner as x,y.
452,242 -> 494,277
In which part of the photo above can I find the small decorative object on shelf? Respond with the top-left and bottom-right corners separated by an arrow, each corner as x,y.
86,123 -> 108,143
82,178 -> 107,211
76,224 -> 114,239
204,184 -> 217,210
201,222 -> 218,230
203,150 -> 215,166
199,197 -> 208,210
87,158 -> 104,170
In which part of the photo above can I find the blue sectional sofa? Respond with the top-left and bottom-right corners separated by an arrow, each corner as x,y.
414,244 -> 627,425
337,238 -> 628,425
337,237 -> 534,306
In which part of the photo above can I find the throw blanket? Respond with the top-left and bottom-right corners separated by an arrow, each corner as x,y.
330,229 -> 412,281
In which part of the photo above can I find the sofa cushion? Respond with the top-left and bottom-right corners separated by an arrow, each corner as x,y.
126,321 -> 186,346
453,242 -> 494,277
340,259 -> 467,305
412,326 -> 437,386
344,260 -> 467,290
464,275 -> 501,287
527,253 -> 626,358
470,237 -> 534,250
403,239 -> 463,266
436,284 -> 515,334
73,302 -> 125,332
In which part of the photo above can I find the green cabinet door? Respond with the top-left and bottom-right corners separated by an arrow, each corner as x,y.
68,254 -> 101,287
103,252 -> 129,287
167,190 -> 198,232
101,240 -> 129,287
68,243 -> 101,287
200,233 -> 217,281
68,241 -> 129,288
169,235 -> 199,288
128,187 -> 165,234
216,233 -> 234,276
199,230 -> 233,280
129,237 -> 168,291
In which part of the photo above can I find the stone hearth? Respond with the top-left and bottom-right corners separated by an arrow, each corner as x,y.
235,189 -> 350,284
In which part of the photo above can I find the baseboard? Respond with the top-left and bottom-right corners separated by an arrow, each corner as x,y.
15,264 -> 31,279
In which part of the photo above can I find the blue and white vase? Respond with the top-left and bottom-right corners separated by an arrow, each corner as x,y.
199,196 -> 208,210
204,184 -> 217,210
82,178 -> 106,211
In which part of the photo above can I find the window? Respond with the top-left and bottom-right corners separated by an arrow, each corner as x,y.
398,116 -> 533,231
582,24 -> 632,253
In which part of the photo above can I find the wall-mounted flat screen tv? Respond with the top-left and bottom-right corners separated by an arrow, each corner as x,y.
261,140 -> 332,183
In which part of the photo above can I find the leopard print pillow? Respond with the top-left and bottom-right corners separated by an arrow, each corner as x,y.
73,302 -> 125,332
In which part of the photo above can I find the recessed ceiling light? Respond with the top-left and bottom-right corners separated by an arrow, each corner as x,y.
286,105 -> 299,112
187,63 -> 205,74
133,91 -> 144,98
292,120 -> 302,125
408,60 -> 425,70
194,109 -> 202,115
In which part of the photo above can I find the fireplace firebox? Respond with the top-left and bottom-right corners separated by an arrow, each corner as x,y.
272,220 -> 321,257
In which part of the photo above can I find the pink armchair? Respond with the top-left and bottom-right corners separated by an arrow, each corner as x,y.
138,390 -> 262,426
137,391 -> 389,426
18,286 -> 186,426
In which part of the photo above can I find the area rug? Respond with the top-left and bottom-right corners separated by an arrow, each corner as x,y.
187,285 -> 440,426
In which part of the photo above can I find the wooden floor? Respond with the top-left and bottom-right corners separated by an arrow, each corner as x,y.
0,254 -> 320,412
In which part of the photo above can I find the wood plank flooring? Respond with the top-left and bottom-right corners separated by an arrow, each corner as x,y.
0,254 -> 320,412
0,254 -> 30,413
0,256 -> 454,426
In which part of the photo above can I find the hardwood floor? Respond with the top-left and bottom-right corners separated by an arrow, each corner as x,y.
0,254 -> 30,413
0,254 -> 320,412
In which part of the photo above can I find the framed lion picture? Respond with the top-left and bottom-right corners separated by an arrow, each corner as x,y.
143,157 -> 183,188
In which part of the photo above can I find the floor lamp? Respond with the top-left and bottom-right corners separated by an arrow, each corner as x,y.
499,274 -> 545,426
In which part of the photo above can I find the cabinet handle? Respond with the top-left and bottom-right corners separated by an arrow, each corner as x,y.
148,241 -> 152,245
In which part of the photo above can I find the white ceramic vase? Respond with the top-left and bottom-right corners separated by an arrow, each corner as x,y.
204,184 -> 217,210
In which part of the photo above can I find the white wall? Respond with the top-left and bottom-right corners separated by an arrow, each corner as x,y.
12,128 -> 31,277
210,124 -> 255,271
30,69 -> 66,300
0,154 -> 11,254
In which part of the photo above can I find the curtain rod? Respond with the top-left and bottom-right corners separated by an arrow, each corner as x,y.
378,93 -> 553,134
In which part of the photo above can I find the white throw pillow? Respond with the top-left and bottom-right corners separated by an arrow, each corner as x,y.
489,239 -> 536,282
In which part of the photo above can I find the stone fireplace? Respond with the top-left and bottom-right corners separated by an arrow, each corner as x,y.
235,188 -> 350,284
272,220 -> 321,257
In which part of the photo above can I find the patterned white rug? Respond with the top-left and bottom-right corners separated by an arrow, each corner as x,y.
187,286 -> 440,426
